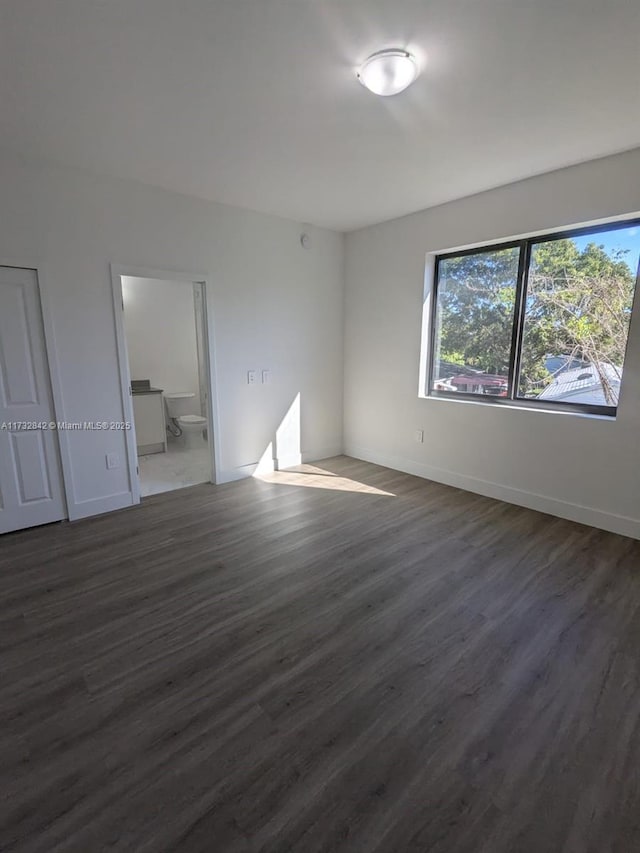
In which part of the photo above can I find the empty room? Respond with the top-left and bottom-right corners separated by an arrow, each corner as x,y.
1,1 -> 640,851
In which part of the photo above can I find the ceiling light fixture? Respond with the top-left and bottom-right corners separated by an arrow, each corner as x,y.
357,49 -> 419,97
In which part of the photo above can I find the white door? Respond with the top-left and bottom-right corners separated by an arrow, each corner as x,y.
0,267 -> 66,534
193,284 -> 208,418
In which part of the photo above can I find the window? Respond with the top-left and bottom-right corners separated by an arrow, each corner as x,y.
428,219 -> 640,416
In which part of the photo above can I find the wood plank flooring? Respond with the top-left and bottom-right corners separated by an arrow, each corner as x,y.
1,456 -> 640,853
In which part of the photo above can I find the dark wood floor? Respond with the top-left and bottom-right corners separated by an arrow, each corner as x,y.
1,456 -> 640,853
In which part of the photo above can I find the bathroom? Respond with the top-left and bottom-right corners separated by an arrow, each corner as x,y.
121,276 -> 212,496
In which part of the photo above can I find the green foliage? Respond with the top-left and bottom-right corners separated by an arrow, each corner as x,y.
437,247 -> 519,375
440,350 -> 467,366
523,240 -> 634,401
435,237 -> 636,403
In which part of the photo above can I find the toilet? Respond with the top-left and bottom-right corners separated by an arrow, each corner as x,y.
164,392 -> 207,449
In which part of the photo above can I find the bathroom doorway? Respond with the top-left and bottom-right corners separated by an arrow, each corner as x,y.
111,267 -> 219,501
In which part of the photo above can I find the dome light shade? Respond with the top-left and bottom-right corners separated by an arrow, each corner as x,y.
357,49 -> 419,96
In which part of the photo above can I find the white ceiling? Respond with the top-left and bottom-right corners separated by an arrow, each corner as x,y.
1,0 -> 639,231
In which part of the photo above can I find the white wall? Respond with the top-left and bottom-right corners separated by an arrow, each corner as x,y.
122,277 -> 201,413
0,151 -> 344,519
344,147 -> 640,539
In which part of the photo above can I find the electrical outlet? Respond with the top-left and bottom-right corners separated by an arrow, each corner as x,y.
262,370 -> 271,385
106,452 -> 120,469
247,370 -> 257,385
414,429 -> 424,444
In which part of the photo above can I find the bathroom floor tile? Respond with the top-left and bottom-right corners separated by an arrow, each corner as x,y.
138,442 -> 211,497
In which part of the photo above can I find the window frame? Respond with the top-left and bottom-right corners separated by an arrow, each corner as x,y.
427,217 -> 640,418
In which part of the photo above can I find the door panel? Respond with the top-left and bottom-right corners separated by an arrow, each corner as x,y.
0,267 -> 66,534
0,281 -> 39,405
11,430 -> 52,503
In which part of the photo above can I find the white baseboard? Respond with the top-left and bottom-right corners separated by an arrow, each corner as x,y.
275,453 -> 302,470
217,463 -> 261,484
345,444 -> 640,540
302,445 -> 344,463
217,446 -> 345,483
68,491 -> 134,521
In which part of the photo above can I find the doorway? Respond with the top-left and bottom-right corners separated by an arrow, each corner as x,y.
111,267 -> 219,501
0,266 -> 67,534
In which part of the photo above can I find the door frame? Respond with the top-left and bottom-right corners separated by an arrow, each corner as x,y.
0,258 -> 71,520
110,264 -> 222,504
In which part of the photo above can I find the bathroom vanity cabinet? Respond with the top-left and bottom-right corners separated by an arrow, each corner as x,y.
132,389 -> 166,455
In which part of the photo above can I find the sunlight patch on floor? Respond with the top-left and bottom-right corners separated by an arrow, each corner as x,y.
256,464 -> 395,496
